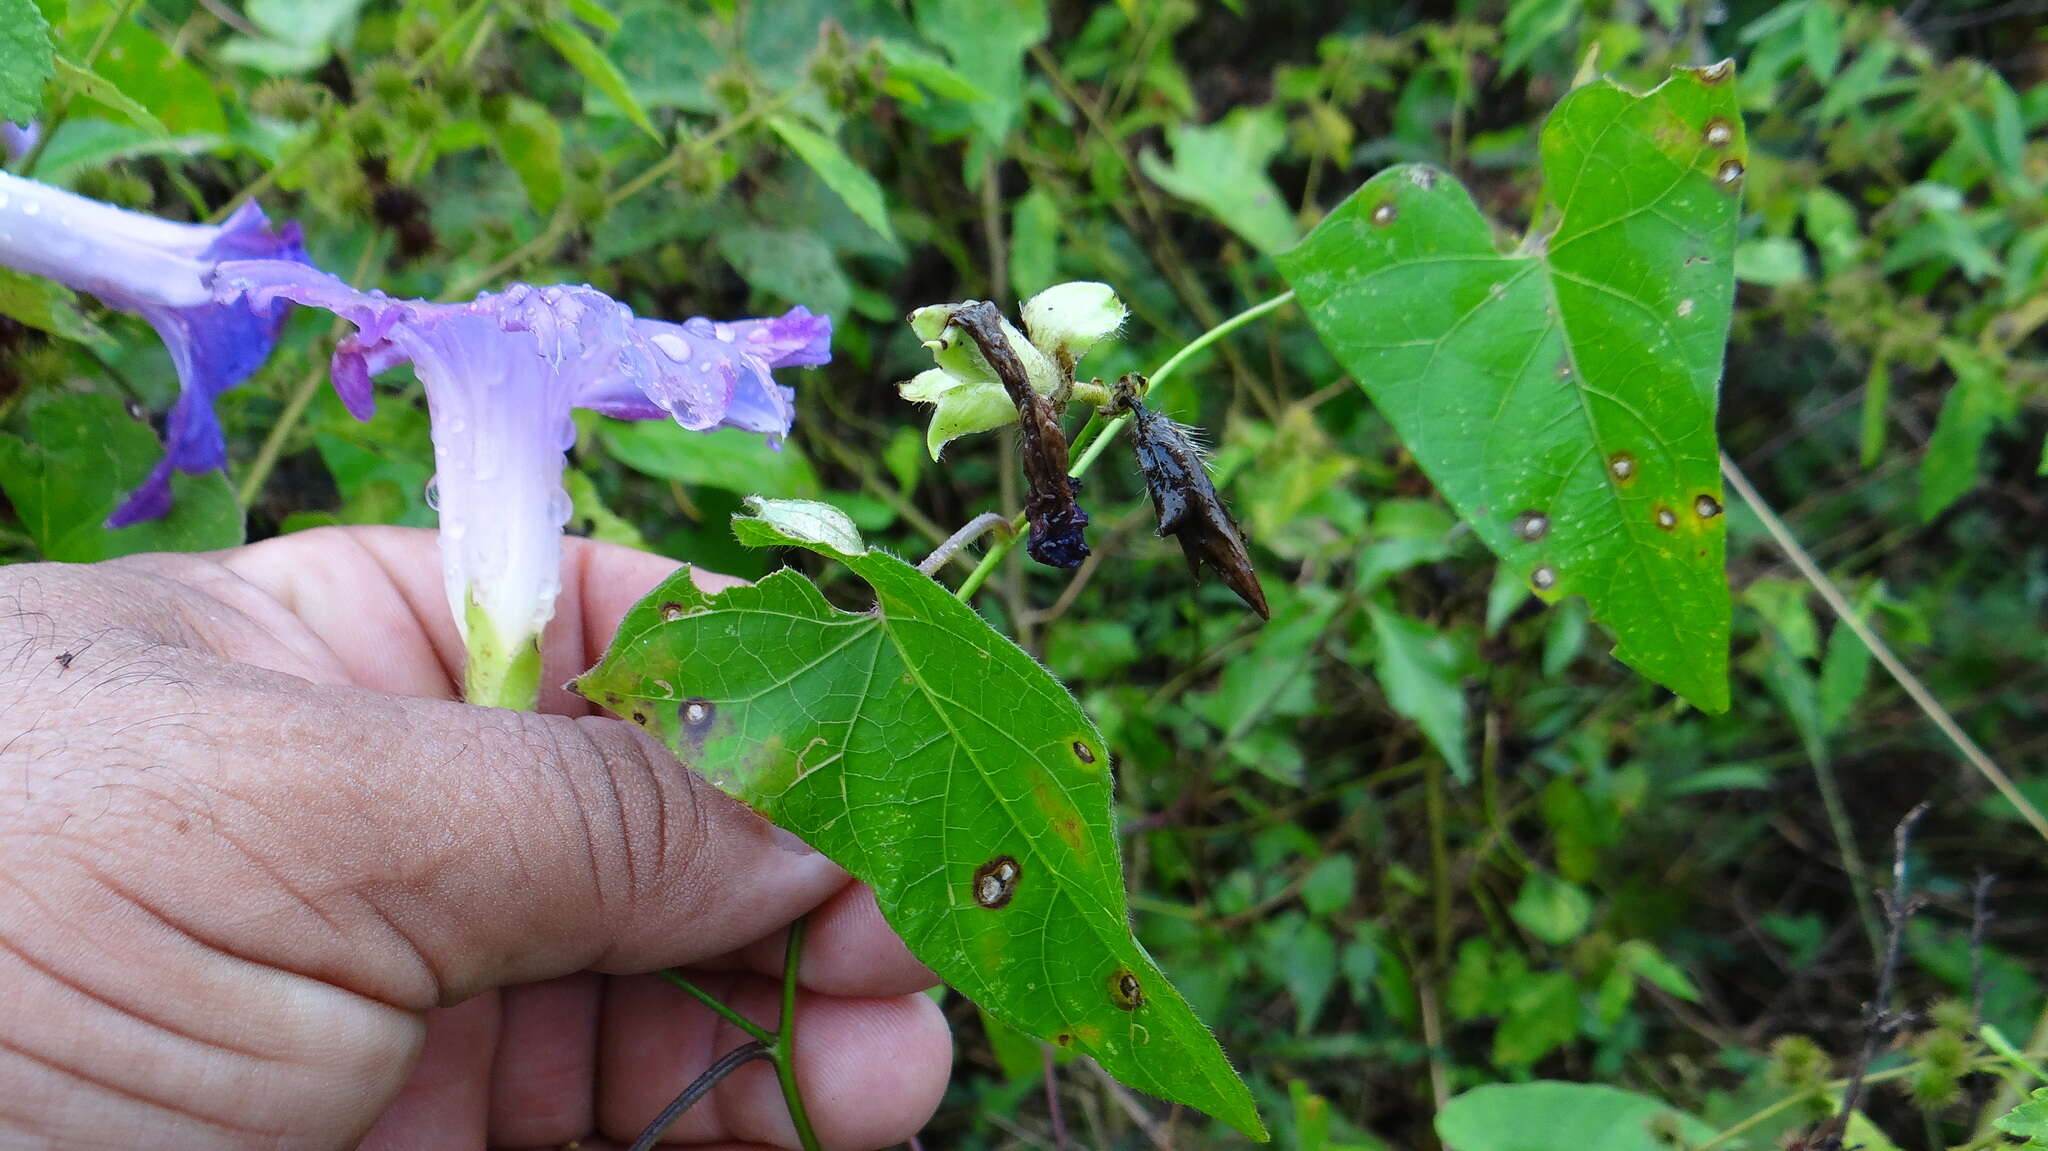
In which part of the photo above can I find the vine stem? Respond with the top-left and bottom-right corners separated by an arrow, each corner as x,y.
951,290 -> 1295,601
626,1040 -> 770,1151
1719,453 -> 2048,844
649,916 -> 821,1151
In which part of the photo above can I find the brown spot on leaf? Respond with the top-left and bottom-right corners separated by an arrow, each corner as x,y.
1607,452 -> 1637,484
681,699 -> 714,730
1655,506 -> 1678,531
630,710 -> 649,726
1072,740 -> 1096,765
973,856 -> 1020,908
1370,201 -> 1397,227
1694,493 -> 1724,520
1109,968 -> 1144,1010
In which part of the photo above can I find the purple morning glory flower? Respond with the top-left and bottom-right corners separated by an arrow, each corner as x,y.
211,259 -> 830,707
0,171 -> 309,527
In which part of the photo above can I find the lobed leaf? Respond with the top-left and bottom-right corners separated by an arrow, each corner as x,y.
1278,65 -> 1746,711
575,499 -> 1265,1139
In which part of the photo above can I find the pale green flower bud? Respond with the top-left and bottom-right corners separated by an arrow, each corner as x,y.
1021,280 -> 1126,363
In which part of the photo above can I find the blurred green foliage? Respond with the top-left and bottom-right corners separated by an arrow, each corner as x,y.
2,0 -> 2046,1147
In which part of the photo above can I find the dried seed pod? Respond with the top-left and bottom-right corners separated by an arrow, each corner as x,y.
1111,374 -> 1268,619
950,302 -> 1090,568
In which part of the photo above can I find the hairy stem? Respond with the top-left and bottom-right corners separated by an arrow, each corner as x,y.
1720,454 -> 2048,844
918,512 -> 1015,576
953,290 -> 1295,602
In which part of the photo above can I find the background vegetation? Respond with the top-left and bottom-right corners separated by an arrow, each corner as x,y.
1,0 -> 2045,1148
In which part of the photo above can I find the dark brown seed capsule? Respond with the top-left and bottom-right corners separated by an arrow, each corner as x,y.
950,302 -> 1089,568
1110,374 -> 1269,619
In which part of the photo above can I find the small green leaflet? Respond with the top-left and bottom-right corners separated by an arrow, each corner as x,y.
0,0 -> 53,123
768,116 -> 898,245
542,15 -> 660,142
575,498 -> 1264,1139
1278,65 -> 1745,711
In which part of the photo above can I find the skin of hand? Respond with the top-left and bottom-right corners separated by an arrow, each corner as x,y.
0,526 -> 952,1151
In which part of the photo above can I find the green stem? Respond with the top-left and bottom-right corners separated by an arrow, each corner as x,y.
652,915 -> 820,1151
952,290 -> 1296,602
655,970 -> 775,1045
774,916 -> 824,1151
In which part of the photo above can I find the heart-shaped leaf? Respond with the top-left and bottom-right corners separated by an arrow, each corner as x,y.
574,498 -> 1265,1140
1278,65 -> 1745,711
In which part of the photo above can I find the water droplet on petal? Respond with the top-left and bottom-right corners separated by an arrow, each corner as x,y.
21,201 -> 38,217
1513,510 -> 1550,541
713,323 -> 736,342
1694,493 -> 1723,519
1607,452 -> 1637,483
651,332 -> 692,362
1531,564 -> 1558,592
1370,202 -> 1398,227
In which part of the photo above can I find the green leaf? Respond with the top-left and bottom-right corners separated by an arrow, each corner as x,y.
1492,971 -> 1580,1066
912,0 -> 1046,146
51,55 -> 165,136
1817,612 -> 1872,735
71,20 -> 224,136
1919,341 -> 2013,521
1009,186 -> 1060,301
0,393 -> 243,561
1994,1087 -> 2048,1146
1438,1082 -> 1715,1151
1365,603 -> 1471,780
1139,107 -> 1299,256
490,94 -> 565,216
573,499 -> 1265,1140
716,225 -> 853,321
1510,873 -> 1593,945
0,0 -> 54,123
1279,66 -> 1743,712
766,116 -> 897,244
564,468 -> 648,550
0,266 -> 112,346
1734,236 -> 1810,285
541,15 -> 660,142
597,418 -> 822,497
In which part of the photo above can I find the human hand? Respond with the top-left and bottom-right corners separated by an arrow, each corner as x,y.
0,527 -> 950,1150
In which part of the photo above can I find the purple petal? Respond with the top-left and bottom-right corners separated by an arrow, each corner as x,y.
1,122 -> 37,163
729,307 -> 833,369
0,181 -> 322,528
